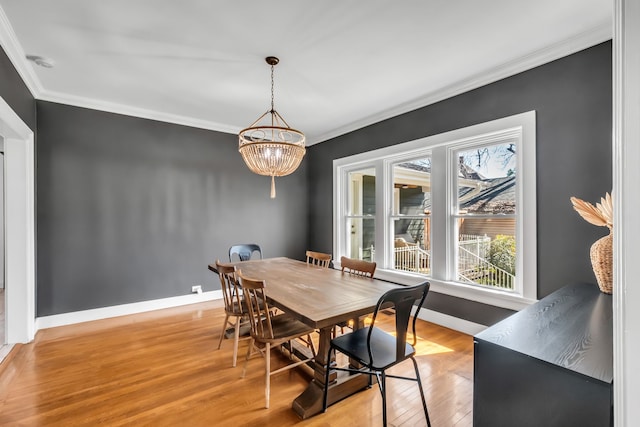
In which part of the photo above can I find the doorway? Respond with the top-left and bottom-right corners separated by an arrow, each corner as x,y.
0,149 -> 4,347
0,96 -> 35,349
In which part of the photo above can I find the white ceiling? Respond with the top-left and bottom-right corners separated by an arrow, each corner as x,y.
0,1 -> 611,145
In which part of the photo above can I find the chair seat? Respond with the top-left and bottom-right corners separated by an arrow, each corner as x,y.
331,326 -> 415,371
255,314 -> 315,344
226,297 -> 266,317
226,300 -> 245,316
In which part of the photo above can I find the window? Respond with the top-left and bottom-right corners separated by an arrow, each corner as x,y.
453,142 -> 517,290
391,157 -> 431,274
345,167 -> 376,261
334,112 -> 536,310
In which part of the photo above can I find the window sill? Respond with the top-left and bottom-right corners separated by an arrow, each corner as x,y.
374,268 -> 537,311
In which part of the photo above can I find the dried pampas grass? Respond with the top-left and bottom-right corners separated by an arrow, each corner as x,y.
570,192 -> 613,229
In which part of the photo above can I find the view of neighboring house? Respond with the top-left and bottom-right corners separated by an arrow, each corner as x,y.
353,143 -> 517,290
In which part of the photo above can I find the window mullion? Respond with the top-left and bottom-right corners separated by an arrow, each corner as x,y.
375,161 -> 387,267
430,146 -> 449,280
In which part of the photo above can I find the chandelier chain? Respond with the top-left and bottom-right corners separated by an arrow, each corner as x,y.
270,64 -> 275,113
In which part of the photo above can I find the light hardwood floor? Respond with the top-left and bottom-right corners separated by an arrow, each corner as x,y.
0,288 -> 4,345
0,300 -> 474,426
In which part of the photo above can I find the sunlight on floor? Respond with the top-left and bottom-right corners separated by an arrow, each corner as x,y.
387,330 -> 455,355
414,336 -> 455,355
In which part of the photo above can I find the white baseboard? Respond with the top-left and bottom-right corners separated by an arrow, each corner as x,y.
0,344 -> 15,364
35,290 -> 222,330
415,307 -> 487,336
33,290 -> 484,336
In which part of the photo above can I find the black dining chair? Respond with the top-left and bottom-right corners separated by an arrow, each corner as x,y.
322,282 -> 431,427
229,244 -> 262,262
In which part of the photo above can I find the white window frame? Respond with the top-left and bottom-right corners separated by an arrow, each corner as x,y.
341,165 -> 378,260
333,111 -> 537,310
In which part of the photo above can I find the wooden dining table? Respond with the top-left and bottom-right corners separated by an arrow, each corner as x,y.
208,257 -> 422,419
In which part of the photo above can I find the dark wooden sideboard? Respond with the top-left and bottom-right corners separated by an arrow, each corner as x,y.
473,283 -> 613,427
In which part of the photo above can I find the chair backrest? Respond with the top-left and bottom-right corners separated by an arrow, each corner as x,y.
306,250 -> 332,268
229,244 -> 262,262
237,270 -> 274,340
216,260 -> 244,316
368,282 -> 430,362
340,256 -> 376,277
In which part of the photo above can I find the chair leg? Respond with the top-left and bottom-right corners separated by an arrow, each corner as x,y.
241,338 -> 254,378
265,343 -> 271,409
232,316 -> 241,367
322,346 -> 332,413
380,371 -> 387,427
411,357 -> 431,427
217,313 -> 230,350
375,372 -> 384,398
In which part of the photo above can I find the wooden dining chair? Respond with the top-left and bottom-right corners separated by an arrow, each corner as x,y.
337,256 -> 378,335
238,270 -> 317,409
340,256 -> 376,277
306,250 -> 332,268
229,244 -> 262,262
215,260 -> 251,367
322,282 -> 432,427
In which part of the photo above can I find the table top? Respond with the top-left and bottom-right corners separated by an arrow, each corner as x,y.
209,257 -> 416,330
475,282 -> 612,383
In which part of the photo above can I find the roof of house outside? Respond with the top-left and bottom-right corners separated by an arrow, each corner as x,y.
395,164 -> 515,214
460,175 -> 516,214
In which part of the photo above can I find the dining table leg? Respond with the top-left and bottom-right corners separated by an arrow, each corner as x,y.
291,322 -> 371,419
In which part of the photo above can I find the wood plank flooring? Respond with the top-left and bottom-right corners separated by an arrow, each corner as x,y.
0,288 -> 4,345
0,300 -> 474,426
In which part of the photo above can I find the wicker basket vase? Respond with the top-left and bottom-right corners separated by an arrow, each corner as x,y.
590,232 -> 613,294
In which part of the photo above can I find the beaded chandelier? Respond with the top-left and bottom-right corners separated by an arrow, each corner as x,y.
238,56 -> 306,198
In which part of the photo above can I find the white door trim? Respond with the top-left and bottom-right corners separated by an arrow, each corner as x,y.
0,96 -> 35,343
613,0 -> 640,424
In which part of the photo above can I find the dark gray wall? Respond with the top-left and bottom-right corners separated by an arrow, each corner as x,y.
36,102 -> 308,316
0,39 -> 613,325
0,46 -> 35,131
307,42 -> 612,326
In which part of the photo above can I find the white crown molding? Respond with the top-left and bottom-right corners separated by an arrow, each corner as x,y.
0,6 -> 43,98
0,4 -> 239,134
308,22 -> 612,145
35,290 -> 222,330
0,4 -> 611,144
38,90 -> 241,134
